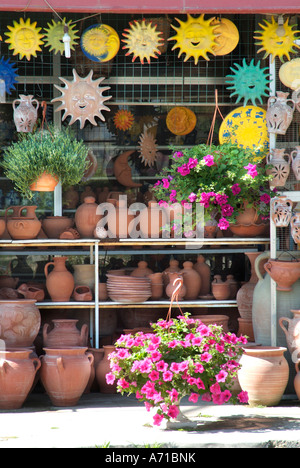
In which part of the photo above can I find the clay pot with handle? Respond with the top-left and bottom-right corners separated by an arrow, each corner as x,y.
44,256 -> 75,302
43,319 -> 88,348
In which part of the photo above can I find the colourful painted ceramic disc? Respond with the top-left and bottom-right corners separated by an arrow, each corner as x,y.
211,17 -> 240,56
81,23 -> 120,63
279,58 -> 300,90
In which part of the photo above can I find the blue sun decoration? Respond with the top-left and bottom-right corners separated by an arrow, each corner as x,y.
0,57 -> 19,95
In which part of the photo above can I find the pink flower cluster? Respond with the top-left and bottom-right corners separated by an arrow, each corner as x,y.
177,158 -> 198,176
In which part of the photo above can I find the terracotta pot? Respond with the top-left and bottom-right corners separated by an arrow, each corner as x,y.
43,319 -> 88,348
73,286 -> 93,301
148,273 -> 163,300
30,172 -> 59,192
192,314 -> 229,332
44,256 -> 75,302
211,275 -> 231,300
139,201 -> 167,238
40,347 -> 94,406
0,348 -> 41,409
17,283 -> 45,301
99,283 -> 108,301
235,201 -> 262,225
130,261 -> 153,277
181,261 -> 202,300
75,197 -> 102,238
238,346 -> 289,406
237,318 -> 254,342
226,274 -> 239,299
0,299 -> 41,347
73,264 -> 95,291
96,345 -> 117,393
162,259 -> 180,287
6,217 -> 41,240
193,255 -> 211,296
42,216 -> 74,238
165,272 -> 186,300
279,309 -> 300,357
264,258 -> 300,292
271,196 -> 293,227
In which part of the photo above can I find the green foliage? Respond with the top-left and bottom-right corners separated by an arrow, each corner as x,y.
1,126 -> 89,199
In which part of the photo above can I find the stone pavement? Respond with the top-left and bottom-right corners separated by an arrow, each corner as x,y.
1,391 -> 300,448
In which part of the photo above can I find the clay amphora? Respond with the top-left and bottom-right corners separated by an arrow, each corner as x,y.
6,217 -> 41,240
181,261 -> 202,300
165,272 -> 186,300
139,201 -> 167,239
193,255 -> 211,295
266,91 -> 295,135
42,216 -> 74,238
266,148 -> 291,188
44,256 -> 75,302
96,345 -> 117,393
75,197 -> 102,238
13,94 -> 39,132
211,275 -> 231,300
238,346 -> 289,406
279,310 -> 300,358
0,299 -> 41,347
73,264 -> 95,291
0,349 -> 41,409
290,212 -> 300,244
271,196 -> 293,227
130,261 -> 153,277
107,197 -> 135,239
264,257 -> 300,292
291,146 -> 300,180
148,273 -> 163,300
43,319 -> 88,348
40,347 -> 94,406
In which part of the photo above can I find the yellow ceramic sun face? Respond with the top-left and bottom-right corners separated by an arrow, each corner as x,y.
122,19 -> 164,64
43,18 -> 79,55
168,14 -> 218,64
5,17 -> 44,61
254,16 -> 300,63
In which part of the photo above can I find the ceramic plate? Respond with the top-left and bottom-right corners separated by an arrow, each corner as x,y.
279,58 -> 300,90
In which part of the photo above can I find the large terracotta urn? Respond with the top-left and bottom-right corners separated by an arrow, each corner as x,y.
42,216 -> 74,238
0,349 -> 41,409
40,347 -> 94,406
0,299 -> 41,347
75,196 -> 102,238
193,255 -> 211,296
238,346 -> 289,406
44,256 -> 75,302
43,319 -> 88,348
96,345 -> 117,393
180,261 -> 201,300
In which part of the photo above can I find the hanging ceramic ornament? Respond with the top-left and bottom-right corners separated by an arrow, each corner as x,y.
219,106 -> 269,159
254,16 -> 300,63
138,122 -> 158,167
43,18 -> 79,55
51,69 -> 111,129
122,18 -> 164,64
166,107 -> 197,135
225,58 -> 270,106
113,109 -> 134,131
81,23 -> 120,63
279,58 -> 300,91
0,57 -> 19,95
5,17 -> 44,61
168,14 -> 218,64
211,17 -> 240,56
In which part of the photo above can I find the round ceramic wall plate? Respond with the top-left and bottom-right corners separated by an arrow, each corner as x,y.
219,106 -> 269,158
166,106 -> 197,135
279,58 -> 300,90
211,17 -> 240,56
81,23 -> 120,63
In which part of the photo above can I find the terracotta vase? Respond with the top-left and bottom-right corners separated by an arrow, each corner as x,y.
226,274 -> 239,299
291,146 -> 300,180
13,94 -> 39,133
42,216 -> 74,238
266,91 -> 295,135
96,345 -> 117,393
266,148 -> 291,188
193,255 -> 211,296
130,261 -> 153,277
0,349 -> 41,409
44,256 -> 75,302
236,252 -> 265,320
238,346 -> 289,406
264,258 -> 300,292
17,283 -> 45,301
162,259 -> 180,287
271,196 -> 293,227
30,172 -> 59,192
211,275 -> 231,300
148,272 -> 164,300
290,212 -> 300,244
0,299 -> 41,347
139,201 -> 167,238
294,362 -> 300,400
180,261 -> 202,300
75,197 -> 102,238
192,314 -> 229,332
99,283 -> 108,301
165,272 -> 186,300
107,197 -> 135,239
40,347 -> 94,406
6,217 -> 42,240
73,286 -> 93,301
43,319 -> 88,348
73,264 -> 95,291
235,201 -> 261,225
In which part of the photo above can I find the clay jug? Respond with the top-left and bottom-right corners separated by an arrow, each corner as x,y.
44,256 -> 75,302
193,255 -> 211,296
42,216 -> 74,238
139,201 -> 167,238
266,91 -> 295,135
211,275 -> 231,300
75,197 -> 102,238
148,272 -> 163,300
6,217 -> 41,240
107,197 -> 135,239
238,346 -> 289,406
165,272 -> 186,300
0,299 -> 41,347
40,347 -> 94,406
181,261 -> 202,300
96,345 -> 117,393
18,205 -> 38,219
162,259 -> 180,287
271,196 -> 293,227
266,148 -> 291,188
291,146 -> 300,180
0,349 -> 41,409
279,310 -> 300,359
43,319 -> 88,348
130,261 -> 153,277
13,94 -> 39,132
294,362 -> 300,400
73,264 -> 95,291
290,212 -> 300,244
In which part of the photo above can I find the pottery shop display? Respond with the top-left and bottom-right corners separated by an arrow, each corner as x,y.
180,261 -> 201,300
238,346 -> 289,406
40,347 -> 94,406
271,196 -> 293,227
73,286 -> 93,301
6,217 -> 41,240
0,349 -> 41,409
211,275 -> 231,300
106,272 -> 152,303
96,345 -> 117,393
44,256 -> 75,302
13,94 -> 39,133
42,216 -> 74,238
266,91 -> 295,135
75,196 -> 102,238
193,255 -> 211,296
266,148 -> 291,188
73,264 -> 95,291
0,299 -> 41,347
43,319 -> 89,348
264,257 -> 300,291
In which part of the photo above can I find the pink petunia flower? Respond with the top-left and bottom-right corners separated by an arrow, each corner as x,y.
203,154 -> 215,166
218,217 -> 230,230
189,393 -> 199,403
231,183 -> 241,195
237,391 -> 249,403
216,370 -> 228,383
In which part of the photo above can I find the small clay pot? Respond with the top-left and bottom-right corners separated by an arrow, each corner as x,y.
73,286 -> 93,302
42,216 -> 74,239
7,217 -> 41,240
17,283 -> 45,301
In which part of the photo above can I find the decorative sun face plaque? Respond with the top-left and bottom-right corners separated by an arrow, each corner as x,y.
211,17 -> 240,56
168,14 -> 218,64
0,57 -> 19,95
254,16 -> 300,62
51,69 -> 112,129
44,18 -> 79,55
113,109 -> 134,131
122,19 -> 164,64
81,23 -> 120,63
5,17 -> 44,60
